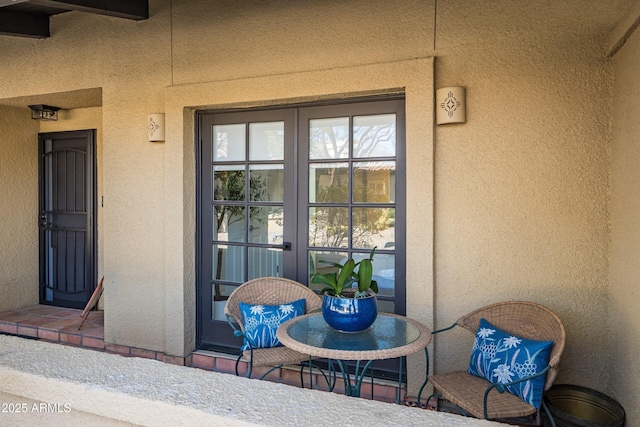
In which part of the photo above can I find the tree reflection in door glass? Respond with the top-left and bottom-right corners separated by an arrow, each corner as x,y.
309,163 -> 348,203
352,207 -> 395,249
309,117 -> 349,159
353,114 -> 396,158
308,207 -> 349,248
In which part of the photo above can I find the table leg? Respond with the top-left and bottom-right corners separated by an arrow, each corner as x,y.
396,356 -> 404,404
335,359 -> 375,398
416,347 -> 430,408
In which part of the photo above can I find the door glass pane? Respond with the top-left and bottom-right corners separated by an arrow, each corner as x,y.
353,114 -> 396,158
309,163 -> 348,203
377,300 -> 395,313
352,207 -> 395,249
353,161 -> 396,203
371,253 -> 395,298
249,122 -> 284,161
250,165 -> 284,202
212,244 -> 244,282
308,250 -> 348,292
309,117 -> 349,159
213,124 -> 246,161
309,207 -> 349,248
213,166 -> 245,201
213,206 -> 246,242
249,206 -> 283,244
212,284 -> 237,321
248,247 -> 283,279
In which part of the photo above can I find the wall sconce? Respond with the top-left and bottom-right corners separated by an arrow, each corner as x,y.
148,113 -> 165,142
29,104 -> 60,121
436,87 -> 466,125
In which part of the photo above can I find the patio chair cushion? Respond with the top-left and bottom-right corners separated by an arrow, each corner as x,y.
467,318 -> 553,409
239,298 -> 306,350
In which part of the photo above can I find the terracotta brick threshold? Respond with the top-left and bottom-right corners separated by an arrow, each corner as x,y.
0,305 -> 404,404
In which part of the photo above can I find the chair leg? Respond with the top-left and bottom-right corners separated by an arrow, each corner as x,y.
258,364 -> 283,380
542,401 -> 556,427
423,393 -> 441,410
236,354 -> 253,378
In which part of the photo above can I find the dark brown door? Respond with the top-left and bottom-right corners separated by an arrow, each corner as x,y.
39,130 -> 96,309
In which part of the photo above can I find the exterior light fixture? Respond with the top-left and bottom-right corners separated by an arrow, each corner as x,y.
436,87 -> 466,125
28,104 -> 60,121
148,113 -> 165,142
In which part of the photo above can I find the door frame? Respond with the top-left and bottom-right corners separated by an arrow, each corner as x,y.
195,95 -> 406,352
38,129 -> 97,308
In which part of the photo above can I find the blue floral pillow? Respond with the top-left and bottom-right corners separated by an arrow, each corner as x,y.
239,298 -> 306,350
467,318 -> 553,410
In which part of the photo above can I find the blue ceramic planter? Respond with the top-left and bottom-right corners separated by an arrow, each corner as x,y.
322,290 -> 378,332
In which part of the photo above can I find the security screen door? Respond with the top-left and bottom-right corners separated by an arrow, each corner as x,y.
197,99 -> 405,352
39,130 -> 97,309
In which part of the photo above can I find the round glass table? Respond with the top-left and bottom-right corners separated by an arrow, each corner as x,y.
277,313 -> 431,400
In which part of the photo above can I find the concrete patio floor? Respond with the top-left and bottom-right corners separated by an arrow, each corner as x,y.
0,334 -> 504,426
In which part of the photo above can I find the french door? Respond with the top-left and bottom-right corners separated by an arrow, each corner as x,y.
197,99 -> 405,352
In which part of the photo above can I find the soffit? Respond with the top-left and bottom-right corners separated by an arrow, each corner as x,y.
0,0 -> 148,38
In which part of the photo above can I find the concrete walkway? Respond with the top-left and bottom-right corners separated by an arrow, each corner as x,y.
0,335 -> 501,426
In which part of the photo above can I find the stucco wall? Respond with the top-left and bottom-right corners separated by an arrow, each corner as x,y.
610,22 -> 640,426
432,1 -> 614,393
0,107 -> 39,311
0,0 -> 637,410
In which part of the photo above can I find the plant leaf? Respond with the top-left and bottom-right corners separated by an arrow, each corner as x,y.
357,258 -> 373,292
337,259 -> 355,287
311,272 -> 337,288
370,279 -> 378,294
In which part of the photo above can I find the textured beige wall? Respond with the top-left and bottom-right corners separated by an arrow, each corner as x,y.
0,0 -> 637,411
610,23 -> 640,426
0,2 -> 171,351
0,107 -> 39,311
432,0 -> 613,392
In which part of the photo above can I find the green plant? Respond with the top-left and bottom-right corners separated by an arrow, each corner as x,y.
311,247 -> 379,298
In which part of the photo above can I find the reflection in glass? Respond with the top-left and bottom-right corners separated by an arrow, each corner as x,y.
352,208 -> 395,249
248,247 -> 283,280
213,206 -> 246,242
353,114 -> 396,158
250,165 -> 284,202
309,117 -> 349,160
309,163 -> 348,203
212,244 -> 244,282
308,251 -> 348,292
309,207 -> 349,248
249,206 -> 284,245
213,166 -> 245,201
353,161 -> 396,203
377,299 -> 395,314
212,284 -> 237,320
213,124 -> 246,162
371,253 -> 395,298
249,122 -> 284,161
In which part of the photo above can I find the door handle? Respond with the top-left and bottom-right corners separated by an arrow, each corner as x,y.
39,213 -> 52,228
267,242 -> 292,251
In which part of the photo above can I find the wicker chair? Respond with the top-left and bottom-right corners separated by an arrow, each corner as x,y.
424,301 -> 566,426
224,277 -> 323,382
